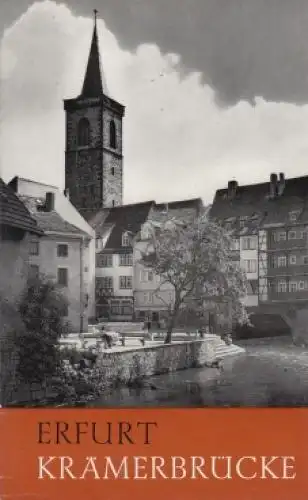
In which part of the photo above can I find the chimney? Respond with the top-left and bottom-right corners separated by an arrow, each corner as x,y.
270,173 -> 278,198
64,188 -> 70,200
227,180 -> 238,200
45,192 -> 55,212
278,172 -> 285,195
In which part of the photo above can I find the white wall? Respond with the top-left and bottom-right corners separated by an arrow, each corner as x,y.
240,235 -> 259,307
96,254 -> 133,297
29,235 -> 86,332
15,178 -> 96,320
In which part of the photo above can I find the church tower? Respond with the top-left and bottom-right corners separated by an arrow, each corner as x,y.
64,11 -> 124,216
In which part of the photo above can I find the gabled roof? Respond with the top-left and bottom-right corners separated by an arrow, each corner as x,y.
18,194 -> 88,237
210,174 -> 308,226
0,178 -> 43,235
96,201 -> 155,251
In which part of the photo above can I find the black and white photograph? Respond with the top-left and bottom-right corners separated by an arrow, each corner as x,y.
2,0 -> 308,408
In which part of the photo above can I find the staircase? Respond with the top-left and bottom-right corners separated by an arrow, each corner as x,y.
214,337 -> 245,359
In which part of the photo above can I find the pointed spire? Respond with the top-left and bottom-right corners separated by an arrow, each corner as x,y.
81,9 -> 103,98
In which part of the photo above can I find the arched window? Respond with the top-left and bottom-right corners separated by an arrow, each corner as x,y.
78,117 -> 90,147
111,167 -> 115,176
109,119 -> 117,149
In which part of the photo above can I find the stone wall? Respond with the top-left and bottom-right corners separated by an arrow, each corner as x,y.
96,338 -> 219,385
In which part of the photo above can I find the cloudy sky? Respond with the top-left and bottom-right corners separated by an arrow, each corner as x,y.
2,0 -> 308,204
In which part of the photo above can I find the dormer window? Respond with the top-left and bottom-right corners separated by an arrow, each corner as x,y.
77,117 -> 90,147
109,120 -> 117,149
122,232 -> 130,247
289,210 -> 300,222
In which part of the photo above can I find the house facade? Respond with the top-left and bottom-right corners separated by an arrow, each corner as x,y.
9,177 -> 96,332
210,173 -> 308,314
133,198 -> 203,322
0,178 -> 43,303
92,202 -> 154,320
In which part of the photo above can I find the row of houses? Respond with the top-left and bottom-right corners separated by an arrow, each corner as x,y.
210,173 -> 308,314
0,174 -> 203,329
3,171 -> 308,330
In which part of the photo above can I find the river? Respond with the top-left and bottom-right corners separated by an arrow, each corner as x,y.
91,337 -> 308,407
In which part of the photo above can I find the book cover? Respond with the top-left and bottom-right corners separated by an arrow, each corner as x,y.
1,1 -> 308,499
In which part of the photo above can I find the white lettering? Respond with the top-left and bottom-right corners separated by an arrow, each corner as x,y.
260,456 -> 280,479
151,456 -> 167,479
104,456 -> 129,479
80,456 -> 100,479
235,456 -> 257,480
133,456 -> 148,479
191,456 -> 209,479
211,456 -> 232,480
38,456 -> 56,479
171,456 -> 186,479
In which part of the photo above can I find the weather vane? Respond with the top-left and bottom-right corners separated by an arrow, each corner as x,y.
93,8 -> 98,22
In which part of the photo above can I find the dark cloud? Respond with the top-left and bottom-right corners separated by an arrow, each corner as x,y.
2,0 -> 308,105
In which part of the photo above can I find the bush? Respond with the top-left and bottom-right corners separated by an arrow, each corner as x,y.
15,277 -> 68,394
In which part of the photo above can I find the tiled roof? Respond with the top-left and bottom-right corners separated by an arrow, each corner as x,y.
154,198 -> 203,211
210,175 -> 308,226
0,178 -> 43,235
95,201 -> 154,251
18,194 -> 88,236
33,211 -> 88,236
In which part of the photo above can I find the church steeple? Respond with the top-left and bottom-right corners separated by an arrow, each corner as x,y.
81,9 -> 103,98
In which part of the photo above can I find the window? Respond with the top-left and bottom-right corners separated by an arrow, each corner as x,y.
58,268 -> 68,287
274,231 -> 286,242
289,255 -> 297,265
111,167 -> 115,176
112,200 -> 115,207
230,239 -> 240,251
97,254 -> 113,267
77,117 -> 90,147
298,230 -> 305,239
122,232 -> 130,247
122,300 -> 133,315
288,231 -> 297,240
289,281 -> 298,293
111,299 -> 120,315
120,253 -> 133,266
303,255 -> 308,265
298,281 -> 305,290
119,276 -> 132,289
289,211 -> 300,222
242,237 -> 256,250
143,292 -> 153,304
277,255 -> 287,268
29,240 -> 39,256
63,303 -> 69,317
29,264 -> 39,279
277,280 -> 287,293
243,259 -> 257,273
97,277 -> 113,290
57,244 -> 68,258
140,269 -> 154,282
109,120 -> 117,149
239,216 -> 248,228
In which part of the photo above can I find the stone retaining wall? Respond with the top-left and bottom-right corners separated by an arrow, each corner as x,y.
96,338 -> 219,385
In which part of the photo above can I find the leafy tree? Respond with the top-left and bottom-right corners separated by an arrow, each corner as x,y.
138,214 -> 248,343
15,276 -> 69,395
